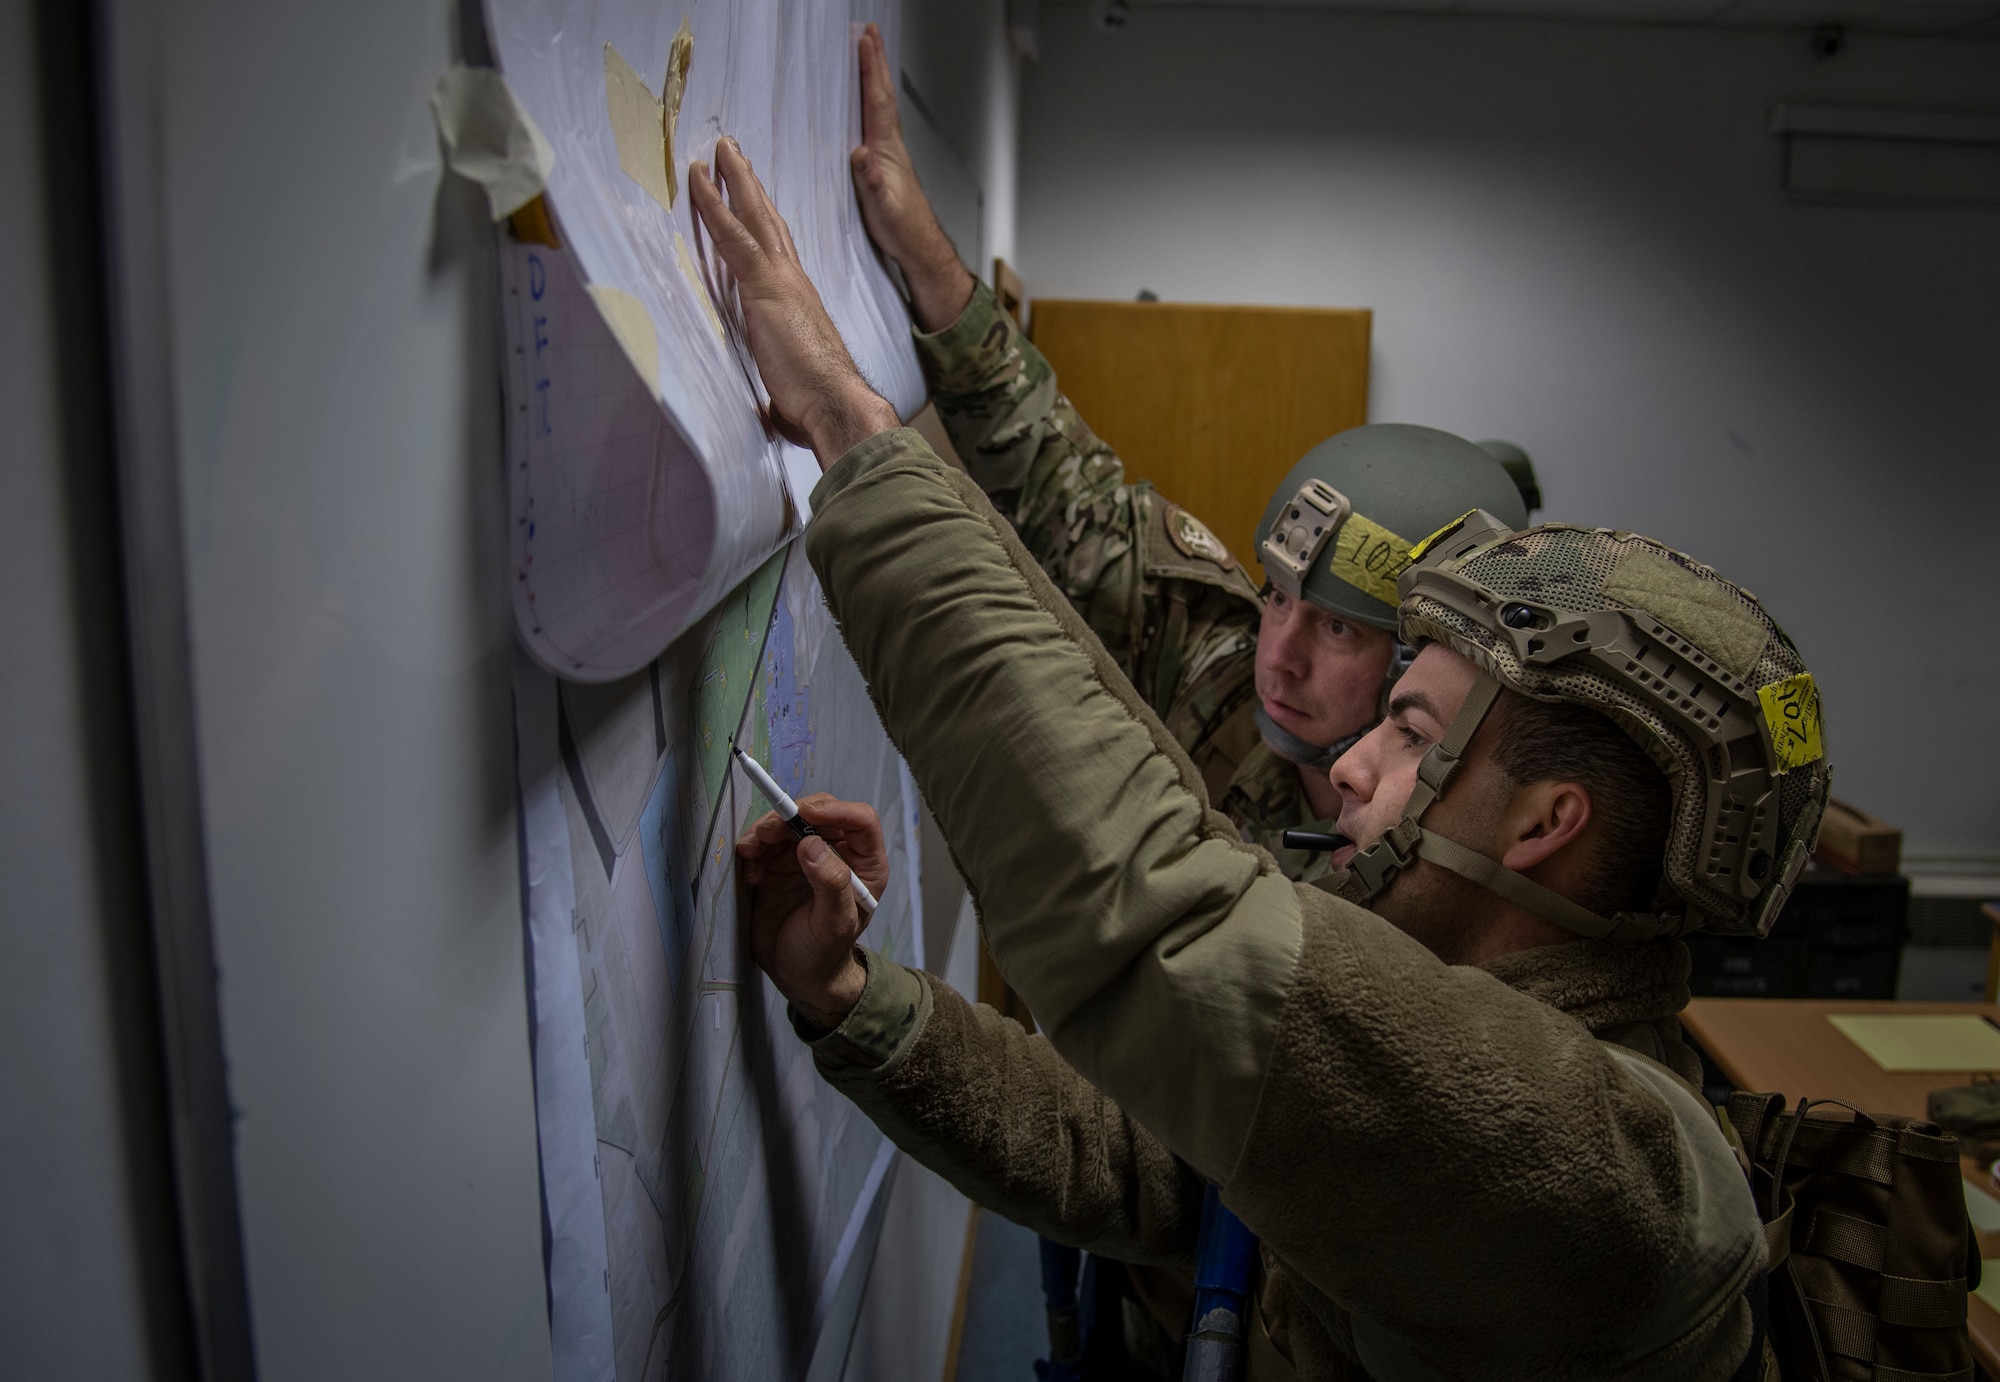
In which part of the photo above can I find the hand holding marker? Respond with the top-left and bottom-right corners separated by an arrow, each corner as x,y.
730,739 -> 880,913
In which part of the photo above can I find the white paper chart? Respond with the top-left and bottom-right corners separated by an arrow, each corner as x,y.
492,0 -> 926,681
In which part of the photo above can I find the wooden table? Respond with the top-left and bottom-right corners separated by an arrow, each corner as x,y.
1683,998 -> 2000,1378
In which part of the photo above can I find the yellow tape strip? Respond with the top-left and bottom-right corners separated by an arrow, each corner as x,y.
1406,509 -> 1478,565
1324,510 -> 1417,607
1756,671 -> 1824,773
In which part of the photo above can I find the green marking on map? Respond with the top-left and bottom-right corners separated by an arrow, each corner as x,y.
751,649 -> 770,770
684,1162 -> 706,1225
691,549 -> 787,831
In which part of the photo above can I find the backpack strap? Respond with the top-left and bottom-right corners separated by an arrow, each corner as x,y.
1760,1192 -> 1796,1273
1727,1091 -> 1785,1163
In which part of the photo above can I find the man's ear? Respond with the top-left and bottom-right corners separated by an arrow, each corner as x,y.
1496,779 -> 1593,875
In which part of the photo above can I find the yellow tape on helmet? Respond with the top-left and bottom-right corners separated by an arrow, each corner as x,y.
1406,509 -> 1478,565
1323,510 -> 1418,607
1756,672 -> 1824,773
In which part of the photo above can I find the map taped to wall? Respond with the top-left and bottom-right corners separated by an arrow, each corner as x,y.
490,0 -> 924,681
515,540 -> 931,1381
487,4 -> 948,1374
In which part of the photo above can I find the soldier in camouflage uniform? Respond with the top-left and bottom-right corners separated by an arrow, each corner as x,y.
854,26 -> 1526,884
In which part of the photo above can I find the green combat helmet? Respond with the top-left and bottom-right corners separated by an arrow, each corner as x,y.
1253,424 -> 1529,767
1334,510 -> 1832,939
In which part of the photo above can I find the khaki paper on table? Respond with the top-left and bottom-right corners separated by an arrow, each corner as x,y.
1827,1013 -> 2000,1073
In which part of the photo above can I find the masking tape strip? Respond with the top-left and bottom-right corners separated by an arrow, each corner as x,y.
605,43 -> 675,214
1756,671 -> 1824,773
586,284 -> 661,395
662,19 -> 694,206
1323,510 -> 1418,607
674,232 -> 726,342
430,66 -> 556,221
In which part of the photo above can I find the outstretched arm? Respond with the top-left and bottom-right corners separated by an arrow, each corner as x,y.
848,28 -> 1201,692
692,149 -> 1287,1171
850,23 -> 975,334
848,28 -> 1135,566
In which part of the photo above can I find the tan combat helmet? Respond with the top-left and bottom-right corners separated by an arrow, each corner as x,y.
1334,511 -> 1832,940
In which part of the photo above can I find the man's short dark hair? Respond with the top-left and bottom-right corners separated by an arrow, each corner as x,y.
1490,694 -> 1671,916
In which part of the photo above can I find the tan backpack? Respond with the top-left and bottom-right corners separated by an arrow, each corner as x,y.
1724,1092 -> 1978,1382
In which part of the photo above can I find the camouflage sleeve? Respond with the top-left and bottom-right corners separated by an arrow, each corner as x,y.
912,282 -> 1149,674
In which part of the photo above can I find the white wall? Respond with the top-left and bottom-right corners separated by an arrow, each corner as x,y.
158,0 -> 551,1375
0,0 -> 168,1372
1020,6 -> 2000,864
903,0 -> 1022,270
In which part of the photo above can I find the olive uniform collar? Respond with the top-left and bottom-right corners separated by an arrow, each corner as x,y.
1480,936 -> 1694,1036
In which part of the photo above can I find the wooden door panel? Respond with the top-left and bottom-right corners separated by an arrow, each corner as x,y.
1030,300 -> 1371,582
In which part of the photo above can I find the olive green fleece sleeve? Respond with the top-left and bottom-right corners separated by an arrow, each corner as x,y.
811,965 -> 1206,1268
913,284 -> 1155,680
1223,911 -> 1764,1381
806,428 -> 1300,1184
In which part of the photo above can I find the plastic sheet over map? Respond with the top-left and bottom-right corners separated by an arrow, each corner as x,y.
490,0 -> 924,681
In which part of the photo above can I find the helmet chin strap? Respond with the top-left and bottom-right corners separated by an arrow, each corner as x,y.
1254,703 -> 1365,772
1331,671 -> 1651,943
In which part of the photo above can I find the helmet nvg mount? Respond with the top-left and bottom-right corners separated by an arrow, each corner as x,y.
1333,510 -> 1831,941
1252,425 -> 1530,769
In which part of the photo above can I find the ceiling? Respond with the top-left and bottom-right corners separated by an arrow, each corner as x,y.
1125,0 -> 2000,39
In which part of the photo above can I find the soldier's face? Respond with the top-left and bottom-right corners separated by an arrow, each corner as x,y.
1324,644 -> 1482,871
1254,587 -> 1397,748
1330,647 -> 1585,962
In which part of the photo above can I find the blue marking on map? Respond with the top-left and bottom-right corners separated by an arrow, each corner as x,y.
764,595 -> 814,795
640,751 -> 695,992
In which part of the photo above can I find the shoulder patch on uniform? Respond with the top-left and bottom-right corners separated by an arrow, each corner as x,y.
1165,506 -> 1234,569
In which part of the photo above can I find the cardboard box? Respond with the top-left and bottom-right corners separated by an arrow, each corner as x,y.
1814,798 -> 1903,876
